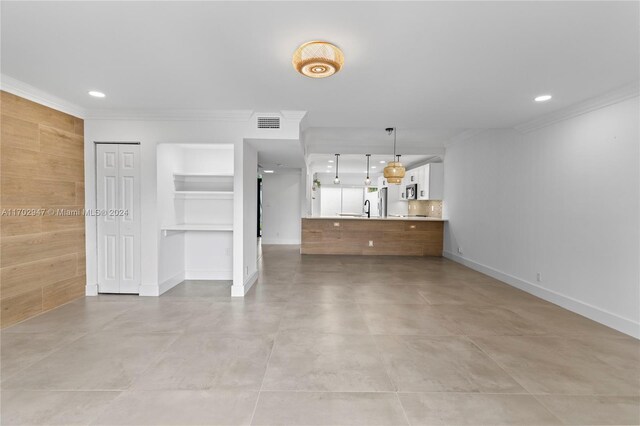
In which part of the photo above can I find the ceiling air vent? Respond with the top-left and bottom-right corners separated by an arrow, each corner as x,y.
257,116 -> 280,129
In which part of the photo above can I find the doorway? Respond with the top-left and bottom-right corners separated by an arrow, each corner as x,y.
257,176 -> 263,238
95,143 -> 141,294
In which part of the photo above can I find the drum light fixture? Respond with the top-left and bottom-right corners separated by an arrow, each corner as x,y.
293,41 -> 344,78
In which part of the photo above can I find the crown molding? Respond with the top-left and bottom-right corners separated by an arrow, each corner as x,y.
0,74 -> 86,118
0,75 -> 256,122
85,109 -> 254,122
514,82 -> 640,133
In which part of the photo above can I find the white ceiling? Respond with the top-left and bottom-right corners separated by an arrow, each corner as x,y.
308,153 -> 439,174
304,127 -> 457,157
246,138 -> 306,169
2,1 -> 638,130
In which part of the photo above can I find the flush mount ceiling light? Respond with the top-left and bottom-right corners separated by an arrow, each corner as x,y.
333,154 -> 341,184
364,154 -> 372,186
293,41 -> 344,79
383,128 -> 406,185
88,90 -> 105,98
534,94 -> 552,102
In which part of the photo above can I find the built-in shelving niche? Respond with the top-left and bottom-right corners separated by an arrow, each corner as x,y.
161,173 -> 234,234
157,144 -> 235,285
173,173 -> 234,192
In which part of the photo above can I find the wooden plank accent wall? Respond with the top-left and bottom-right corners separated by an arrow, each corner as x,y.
301,218 -> 444,256
0,91 -> 85,328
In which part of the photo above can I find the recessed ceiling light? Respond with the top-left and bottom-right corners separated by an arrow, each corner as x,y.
88,90 -> 106,98
534,94 -> 552,102
328,160 -> 334,163
263,170 -> 274,174
327,165 -> 332,168
371,166 -> 377,169
379,160 -> 386,164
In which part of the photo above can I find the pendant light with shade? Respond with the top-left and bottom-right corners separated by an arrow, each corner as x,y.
364,154 -> 372,186
383,127 -> 406,184
333,154 -> 341,184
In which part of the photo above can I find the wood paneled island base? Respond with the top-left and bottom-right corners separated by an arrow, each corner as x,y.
301,218 -> 444,256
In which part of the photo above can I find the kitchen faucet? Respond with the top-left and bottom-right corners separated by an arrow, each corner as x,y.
364,199 -> 371,218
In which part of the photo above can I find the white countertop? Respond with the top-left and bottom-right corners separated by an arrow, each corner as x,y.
304,216 -> 446,222
161,224 -> 233,231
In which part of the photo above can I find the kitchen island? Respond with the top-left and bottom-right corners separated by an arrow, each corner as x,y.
301,216 -> 445,256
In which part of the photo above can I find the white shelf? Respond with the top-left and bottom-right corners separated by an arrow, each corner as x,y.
173,173 -> 233,179
174,191 -> 233,200
161,223 -> 233,236
174,173 -> 234,192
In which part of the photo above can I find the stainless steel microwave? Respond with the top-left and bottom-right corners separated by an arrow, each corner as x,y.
405,184 -> 417,200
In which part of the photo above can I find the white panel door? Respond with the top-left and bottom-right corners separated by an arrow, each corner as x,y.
97,145 -> 120,293
96,144 -> 141,294
118,145 -> 141,293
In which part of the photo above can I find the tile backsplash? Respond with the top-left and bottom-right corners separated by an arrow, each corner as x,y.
408,200 -> 443,218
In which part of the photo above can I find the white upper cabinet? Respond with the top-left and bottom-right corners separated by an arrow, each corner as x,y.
379,164 -> 443,201
406,169 -> 418,184
417,163 -> 444,200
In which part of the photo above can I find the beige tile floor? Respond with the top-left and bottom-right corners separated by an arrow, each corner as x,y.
1,245 -> 638,425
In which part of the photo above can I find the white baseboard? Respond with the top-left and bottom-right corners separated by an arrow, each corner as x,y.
138,272 -> 185,297
243,270 -> 258,293
185,269 -> 232,280
231,270 -> 258,297
138,284 -> 159,296
443,251 -> 640,339
85,283 -> 98,296
159,272 -> 185,295
260,238 -> 301,245
138,270 -> 233,297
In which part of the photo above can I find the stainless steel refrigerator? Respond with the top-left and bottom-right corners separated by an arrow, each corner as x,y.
378,187 -> 388,217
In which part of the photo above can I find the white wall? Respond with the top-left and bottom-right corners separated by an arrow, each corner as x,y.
232,140 -> 258,296
243,143 -> 258,287
85,112 -> 302,296
85,119 -> 245,296
444,97 -> 639,337
319,187 -> 342,217
180,146 -> 234,174
185,232 -> 233,280
157,144 -> 186,287
262,171 -> 302,244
